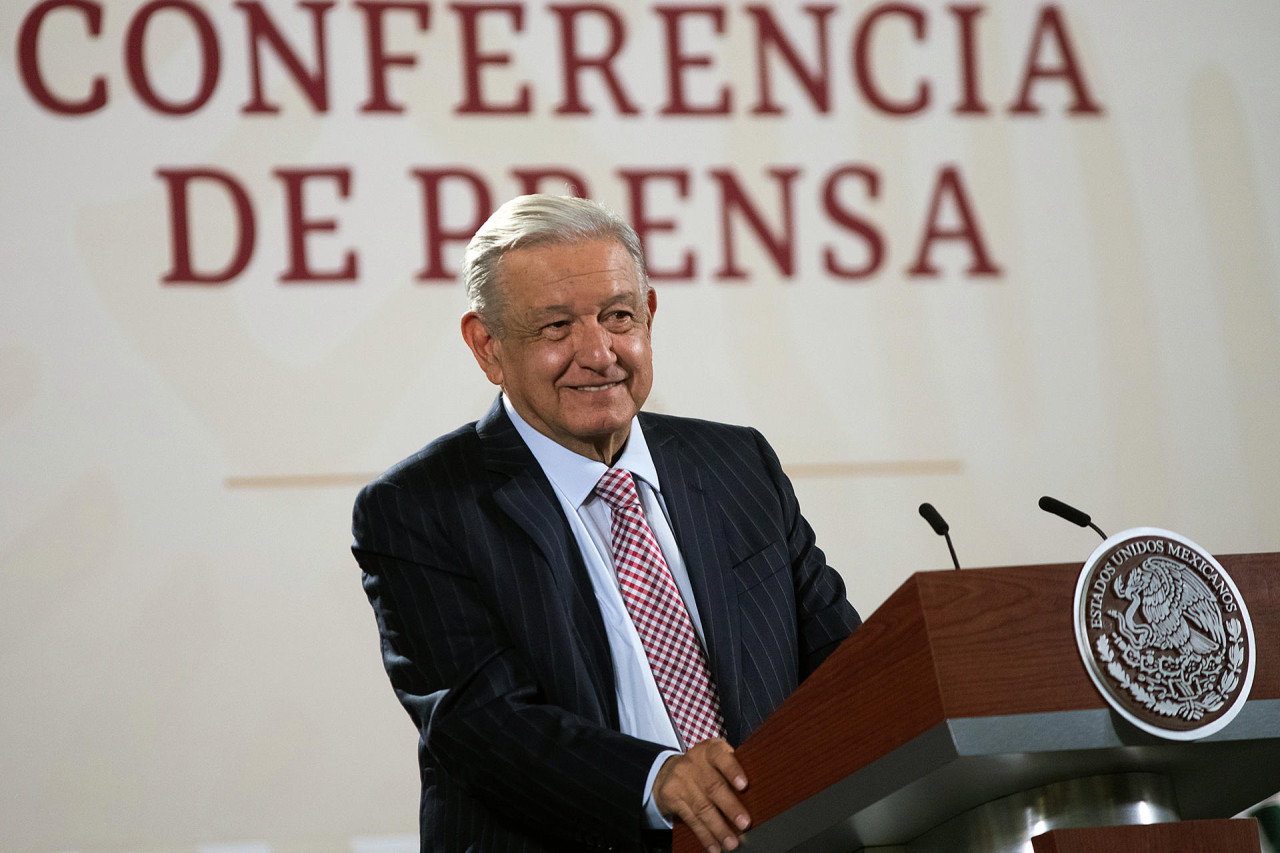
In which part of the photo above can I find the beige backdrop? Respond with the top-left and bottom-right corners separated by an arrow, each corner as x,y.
3,1 -> 1279,851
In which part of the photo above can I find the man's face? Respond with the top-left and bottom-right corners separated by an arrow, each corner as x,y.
462,239 -> 657,463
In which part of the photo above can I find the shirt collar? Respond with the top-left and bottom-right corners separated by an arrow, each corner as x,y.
502,394 -> 662,508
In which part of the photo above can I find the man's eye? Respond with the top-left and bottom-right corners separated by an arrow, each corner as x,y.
542,321 -> 571,338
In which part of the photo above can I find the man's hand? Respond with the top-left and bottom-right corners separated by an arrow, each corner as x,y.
653,738 -> 750,853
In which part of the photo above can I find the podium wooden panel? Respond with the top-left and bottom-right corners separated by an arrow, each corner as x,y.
1030,817 -> 1262,853
673,553 -> 1280,853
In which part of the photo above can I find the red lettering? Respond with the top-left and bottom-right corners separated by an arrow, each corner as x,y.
854,3 -> 929,116
357,2 -> 431,113
237,1 -> 331,114
126,1 -> 220,115
511,168 -> 590,197
949,4 -> 987,114
617,169 -> 694,280
452,3 -> 531,114
907,165 -> 1001,277
656,5 -> 731,116
822,165 -> 884,279
550,4 -> 639,115
275,167 -> 357,282
411,168 -> 492,280
711,168 -> 799,280
17,0 -> 107,115
1009,5 -> 1103,115
747,4 -> 833,115
157,168 -> 255,284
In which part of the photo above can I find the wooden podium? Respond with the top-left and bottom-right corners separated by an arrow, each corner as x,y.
675,553 -> 1279,853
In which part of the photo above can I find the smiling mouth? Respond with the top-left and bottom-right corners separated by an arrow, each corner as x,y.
571,381 -> 622,392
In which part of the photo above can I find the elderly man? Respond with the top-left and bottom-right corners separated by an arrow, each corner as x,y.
352,195 -> 860,853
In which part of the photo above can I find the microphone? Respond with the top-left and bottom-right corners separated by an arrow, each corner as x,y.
1038,495 -> 1108,540
918,503 -> 961,571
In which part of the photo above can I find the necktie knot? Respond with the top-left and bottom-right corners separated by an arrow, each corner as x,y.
595,467 -> 641,511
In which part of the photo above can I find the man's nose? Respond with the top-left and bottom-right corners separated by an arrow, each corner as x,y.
574,321 -> 617,370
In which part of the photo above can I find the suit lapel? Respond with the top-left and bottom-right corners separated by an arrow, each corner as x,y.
643,416 -> 746,745
477,399 -> 618,725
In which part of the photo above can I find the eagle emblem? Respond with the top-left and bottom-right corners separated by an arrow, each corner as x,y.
1073,529 -> 1255,740
1108,556 -> 1224,656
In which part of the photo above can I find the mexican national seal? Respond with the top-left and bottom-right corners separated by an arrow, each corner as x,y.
1073,528 -> 1256,740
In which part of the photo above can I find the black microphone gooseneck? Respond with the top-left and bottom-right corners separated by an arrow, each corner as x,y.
1038,495 -> 1108,540
918,503 -> 961,571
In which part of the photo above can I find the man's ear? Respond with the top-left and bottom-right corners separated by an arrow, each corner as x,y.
461,312 -> 504,386
646,286 -> 657,328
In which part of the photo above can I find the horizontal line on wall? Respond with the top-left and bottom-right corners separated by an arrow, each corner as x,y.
223,459 -> 963,490
225,473 -> 376,489
784,459 -> 964,478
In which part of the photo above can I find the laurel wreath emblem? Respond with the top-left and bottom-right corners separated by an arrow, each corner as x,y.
1075,530 -> 1256,739
1095,618 -> 1244,721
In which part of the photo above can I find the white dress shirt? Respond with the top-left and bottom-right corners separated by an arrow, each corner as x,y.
502,396 -> 710,828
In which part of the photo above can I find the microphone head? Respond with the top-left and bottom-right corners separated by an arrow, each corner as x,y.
1038,495 -> 1092,528
918,502 -> 949,536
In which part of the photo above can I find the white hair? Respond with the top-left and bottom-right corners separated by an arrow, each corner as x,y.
462,194 -> 650,335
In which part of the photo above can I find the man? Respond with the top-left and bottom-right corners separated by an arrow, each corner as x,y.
352,195 -> 860,853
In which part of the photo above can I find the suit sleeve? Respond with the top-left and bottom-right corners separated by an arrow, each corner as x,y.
353,478 -> 667,850
750,428 -> 862,677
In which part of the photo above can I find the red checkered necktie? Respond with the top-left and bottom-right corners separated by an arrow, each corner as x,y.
594,467 -> 724,747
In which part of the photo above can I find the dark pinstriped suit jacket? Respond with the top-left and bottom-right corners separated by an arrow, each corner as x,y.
352,398 -> 860,853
